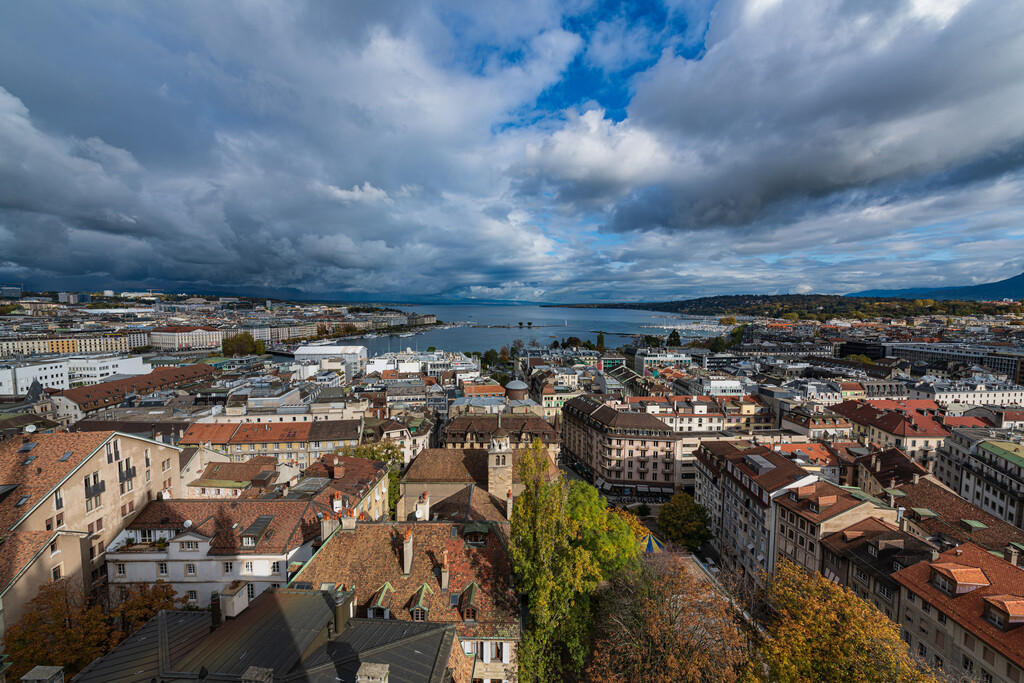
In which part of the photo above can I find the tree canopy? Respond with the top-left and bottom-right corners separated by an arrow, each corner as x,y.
744,560 -> 938,683
511,440 -> 640,682
667,330 -> 682,346
587,555 -> 746,683
657,492 -> 712,551
222,331 -> 265,356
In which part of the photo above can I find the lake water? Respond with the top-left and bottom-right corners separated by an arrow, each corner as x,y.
348,303 -> 718,356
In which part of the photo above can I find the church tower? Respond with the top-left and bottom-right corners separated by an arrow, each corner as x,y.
487,423 -> 513,496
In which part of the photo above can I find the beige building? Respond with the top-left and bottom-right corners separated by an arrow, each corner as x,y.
0,431 -> 184,647
149,326 -> 223,350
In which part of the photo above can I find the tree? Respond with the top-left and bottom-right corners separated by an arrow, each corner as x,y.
427,346 -> 437,352
745,560 -> 938,683
586,555 -> 746,683
845,354 -> 874,365
338,441 -> 404,518
499,345 -> 510,361
512,338 -> 525,352
657,492 -> 712,551
563,336 -> 583,348
527,321 -> 533,327
511,441 -> 639,682
596,332 -> 605,352
609,507 -> 649,540
3,578 -> 113,679
528,338 -> 540,347
550,339 -> 561,349
642,334 -> 663,348
667,330 -> 682,347
483,349 -> 500,367
110,581 -> 183,640
222,331 -> 259,356
719,315 -> 738,325
781,312 -> 800,321
519,321 -> 524,327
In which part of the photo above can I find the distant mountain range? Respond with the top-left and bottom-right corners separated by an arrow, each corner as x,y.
851,271 -> 1024,301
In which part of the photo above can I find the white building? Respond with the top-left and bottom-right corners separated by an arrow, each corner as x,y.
909,376 -> 1024,407
67,355 -> 150,386
149,326 -> 223,350
293,344 -> 368,378
105,499 -> 329,607
0,359 -> 68,394
633,348 -> 692,374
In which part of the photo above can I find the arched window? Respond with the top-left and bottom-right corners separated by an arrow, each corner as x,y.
411,608 -> 426,622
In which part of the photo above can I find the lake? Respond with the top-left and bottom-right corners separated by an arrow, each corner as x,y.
349,303 -> 719,356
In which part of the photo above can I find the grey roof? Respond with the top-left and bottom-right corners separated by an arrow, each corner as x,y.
288,619 -> 462,683
505,380 -> 528,390
74,611 -> 210,682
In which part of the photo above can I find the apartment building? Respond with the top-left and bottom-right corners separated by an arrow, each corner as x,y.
773,480 -> 898,575
443,414 -> 560,463
624,395 -> 727,433
0,359 -> 68,395
780,407 -> 853,439
821,517 -> 937,621
51,363 -> 216,424
831,399 -> 950,471
227,423 -> 314,467
0,332 -> 148,358
885,343 -> 1024,385
0,431 -> 184,645
717,395 -> 774,431
67,354 -> 150,386
910,378 -> 1024,407
694,443 -> 817,584
149,326 -> 223,350
561,395 -> 681,494
105,498 -> 329,607
894,543 -> 1024,681
935,429 -> 1024,528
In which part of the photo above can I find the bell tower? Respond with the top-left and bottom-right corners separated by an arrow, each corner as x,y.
487,425 -> 513,495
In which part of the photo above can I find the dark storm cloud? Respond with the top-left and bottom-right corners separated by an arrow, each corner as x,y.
0,0 -> 1022,301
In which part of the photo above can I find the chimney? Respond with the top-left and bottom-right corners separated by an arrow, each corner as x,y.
355,663 -> 390,683
929,549 -> 940,561
210,591 -> 223,631
403,528 -> 413,575
321,513 -> 339,541
341,508 -> 357,530
506,489 -> 514,520
912,473 -> 920,484
241,666 -> 275,683
875,456 -> 882,473
333,461 -> 346,479
415,491 -> 430,521
1007,545 -> 1020,567
440,549 -> 450,591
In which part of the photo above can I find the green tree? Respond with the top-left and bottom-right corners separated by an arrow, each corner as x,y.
657,492 -> 712,551
222,332 -> 259,356
719,315 -> 738,325
483,349 -> 500,367
3,578 -> 113,679
744,560 -> 938,683
596,332 -> 605,352
642,334 -> 663,348
511,441 -> 639,682
255,339 -> 266,355
427,346 -> 437,352
338,441 -> 404,518
781,312 -> 800,321
844,354 -> 874,364
667,330 -> 682,347
527,321 -> 533,327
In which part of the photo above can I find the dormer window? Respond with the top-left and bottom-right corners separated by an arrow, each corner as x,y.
243,536 -> 255,547
809,502 -> 819,514
933,573 -> 954,594
463,606 -> 477,622
411,607 -> 426,622
868,545 -> 878,557
987,608 -> 1006,629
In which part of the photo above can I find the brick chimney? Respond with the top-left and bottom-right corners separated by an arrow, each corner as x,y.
333,461 -> 346,479
440,549 -> 450,590
403,528 -> 413,575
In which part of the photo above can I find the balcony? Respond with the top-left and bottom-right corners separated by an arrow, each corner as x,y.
84,480 -> 106,498
118,466 -> 137,483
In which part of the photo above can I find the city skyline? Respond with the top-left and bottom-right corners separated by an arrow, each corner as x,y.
2,0 -> 1024,303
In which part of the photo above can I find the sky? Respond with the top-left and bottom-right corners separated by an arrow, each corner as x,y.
1,0 -> 1024,303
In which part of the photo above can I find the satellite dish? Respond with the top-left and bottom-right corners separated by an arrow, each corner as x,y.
414,509 -> 423,519
183,519 -> 193,529
24,425 -> 37,433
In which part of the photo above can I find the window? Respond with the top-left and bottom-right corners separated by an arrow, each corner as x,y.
876,583 -> 893,601
46,517 -> 53,531
50,541 -> 58,555
116,563 -> 126,577
188,590 -> 198,602
54,487 -> 64,510
243,537 -> 255,547
186,563 -> 196,576
411,608 -> 426,622
224,562 -> 234,574
917,643 -> 927,658
244,561 -> 254,574
181,541 -> 198,551
463,607 -> 477,621
933,573 -> 953,594
140,529 -> 154,543
987,609 -> 1006,629
158,562 -> 168,576
907,591 -> 916,603
853,566 -> 869,584
247,583 -> 255,600
937,612 -> 946,625
52,566 -> 61,581
94,516 -> 102,530
922,601 -> 931,614
962,656 -> 973,674
271,561 -> 280,574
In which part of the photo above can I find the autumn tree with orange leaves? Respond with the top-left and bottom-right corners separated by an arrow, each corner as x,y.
586,554 -> 747,683
743,559 -> 939,683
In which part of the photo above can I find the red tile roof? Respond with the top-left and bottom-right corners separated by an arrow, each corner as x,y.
293,521 -> 519,639
228,423 -> 312,444
893,543 -> 1024,671
180,422 -> 240,446
59,364 -> 215,410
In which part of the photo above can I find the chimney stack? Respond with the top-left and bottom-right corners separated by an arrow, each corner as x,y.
210,591 -> 223,631
341,507 -> 357,530
440,549 -> 450,591
1007,545 -> 1020,567
355,663 -> 390,683
506,489 -> 514,520
912,473 -> 920,484
415,491 -> 430,521
403,529 -> 413,575
334,588 -> 351,635
333,461 -> 346,479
